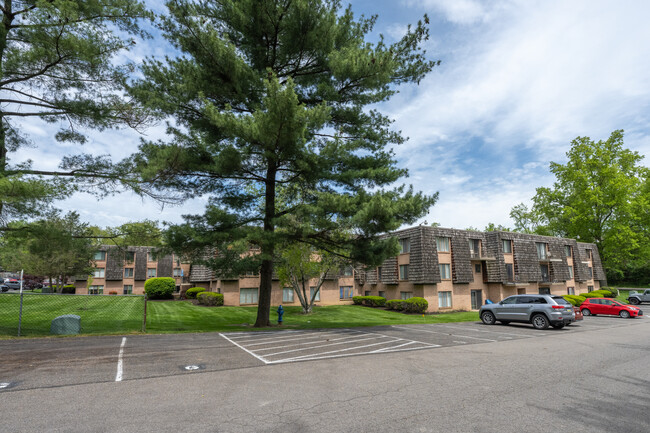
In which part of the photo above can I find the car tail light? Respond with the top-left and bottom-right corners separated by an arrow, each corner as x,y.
552,305 -> 566,309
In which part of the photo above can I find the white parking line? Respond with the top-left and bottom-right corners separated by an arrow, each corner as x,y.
254,333 -> 374,352
241,330 -> 359,347
262,335 -> 389,357
394,325 -> 498,342
115,337 -> 126,382
431,324 -> 539,338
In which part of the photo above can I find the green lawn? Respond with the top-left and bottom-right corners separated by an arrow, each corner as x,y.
0,293 -> 145,337
0,293 -> 479,337
146,301 -> 480,333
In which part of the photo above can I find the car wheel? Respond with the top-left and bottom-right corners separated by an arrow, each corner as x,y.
629,298 -> 640,305
619,310 -> 631,319
581,308 -> 591,316
500,321 -> 510,325
481,311 -> 496,325
531,314 -> 550,330
552,323 -> 565,329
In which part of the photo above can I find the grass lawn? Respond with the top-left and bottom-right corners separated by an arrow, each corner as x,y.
0,293 -> 479,337
146,301 -> 480,333
0,293 -> 145,337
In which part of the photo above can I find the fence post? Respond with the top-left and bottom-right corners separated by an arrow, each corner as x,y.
142,294 -> 147,333
17,270 -> 24,337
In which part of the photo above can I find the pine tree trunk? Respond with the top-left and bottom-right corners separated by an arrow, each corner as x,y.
254,161 -> 277,327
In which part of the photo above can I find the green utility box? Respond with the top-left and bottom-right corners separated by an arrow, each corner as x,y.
50,314 -> 81,335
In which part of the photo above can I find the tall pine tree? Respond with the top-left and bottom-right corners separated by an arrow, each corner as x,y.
131,0 -> 439,326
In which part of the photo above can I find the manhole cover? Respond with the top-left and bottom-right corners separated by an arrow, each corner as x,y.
182,365 -> 205,371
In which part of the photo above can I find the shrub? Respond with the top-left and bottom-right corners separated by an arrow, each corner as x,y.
403,297 -> 428,313
386,299 -> 404,311
362,296 -> 386,307
563,295 -> 586,306
352,296 -> 364,305
185,287 -> 207,299
582,291 -> 603,299
109,291 -> 118,295
197,292 -> 224,306
61,285 -> 76,294
144,277 -> 176,299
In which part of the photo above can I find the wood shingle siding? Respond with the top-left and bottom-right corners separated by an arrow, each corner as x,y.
105,247 -> 124,281
134,247 -> 148,281
157,254 -> 173,278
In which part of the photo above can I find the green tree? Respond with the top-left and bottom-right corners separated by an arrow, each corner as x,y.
132,0 -> 438,326
0,211 -> 96,292
524,130 -> 649,278
0,0 -> 152,226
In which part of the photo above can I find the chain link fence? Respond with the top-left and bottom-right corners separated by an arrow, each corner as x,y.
0,292 -> 146,337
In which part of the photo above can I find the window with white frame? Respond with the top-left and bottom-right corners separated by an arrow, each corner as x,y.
123,285 -> 133,295
93,251 -> 106,261
240,288 -> 258,304
568,266 -> 574,279
439,263 -> 451,280
400,291 -> 413,300
340,286 -> 354,299
438,291 -> 452,308
124,268 -> 134,278
282,287 -> 294,303
399,238 -> 411,254
436,237 -> 450,252
565,245 -> 572,258
502,239 -> 512,254
536,242 -> 548,260
93,268 -> 105,278
310,286 -> 320,302
567,287 -> 575,295
173,268 -> 182,277
89,285 -> 103,295
124,251 -> 135,263
588,267 -> 593,279
147,268 -> 157,278
399,264 -> 409,280
468,239 -> 480,257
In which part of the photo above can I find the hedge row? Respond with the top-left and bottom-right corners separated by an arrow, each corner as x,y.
563,295 -> 587,306
563,289 -> 616,306
144,277 -> 175,299
198,292 -> 224,306
186,287 -> 207,299
386,297 -> 428,314
352,296 -> 386,307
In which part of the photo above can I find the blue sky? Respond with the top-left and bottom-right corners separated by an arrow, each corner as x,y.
17,0 -> 650,230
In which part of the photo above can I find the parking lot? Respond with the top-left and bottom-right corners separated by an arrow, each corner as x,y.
1,315 -> 646,394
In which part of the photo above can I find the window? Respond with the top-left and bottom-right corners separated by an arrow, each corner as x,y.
588,267 -> 593,279
439,263 -> 451,280
502,239 -> 512,254
588,285 -> 594,292
470,290 -> 483,310
340,286 -> 354,299
540,264 -> 550,282
564,245 -> 572,258
586,249 -> 592,259
536,242 -> 547,260
89,285 -> 103,295
364,290 -> 371,296
124,268 -> 134,278
282,287 -> 294,303
124,251 -> 135,263
399,265 -> 409,280
377,267 -> 382,281
400,291 -> 413,300
505,264 -> 514,282
469,239 -> 480,257
567,287 -> 575,295
342,266 -> 353,276
148,251 -> 158,262
310,286 -> 320,302
399,238 -> 411,254
93,268 -> 105,278
436,237 -> 450,252
378,291 -> 386,298
243,270 -> 258,277
173,268 -> 182,277
474,264 -> 481,273
438,291 -> 452,308
93,251 -> 106,261
240,288 -> 258,304
539,287 -> 551,295
123,285 -> 133,295
147,268 -> 157,278
568,266 -> 574,279
501,296 -> 519,304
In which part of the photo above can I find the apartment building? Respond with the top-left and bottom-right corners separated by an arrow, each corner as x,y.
73,246 -> 191,295
358,226 -> 606,312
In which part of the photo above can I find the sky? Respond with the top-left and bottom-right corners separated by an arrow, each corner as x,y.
14,0 -> 650,231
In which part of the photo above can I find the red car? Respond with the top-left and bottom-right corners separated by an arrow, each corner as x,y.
580,298 -> 643,318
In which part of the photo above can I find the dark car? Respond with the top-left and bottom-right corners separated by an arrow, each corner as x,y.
1,280 -> 22,290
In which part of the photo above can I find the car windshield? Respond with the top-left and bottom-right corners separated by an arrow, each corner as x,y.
551,296 -> 571,305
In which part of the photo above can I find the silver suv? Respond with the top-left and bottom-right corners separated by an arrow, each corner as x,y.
479,294 -> 575,329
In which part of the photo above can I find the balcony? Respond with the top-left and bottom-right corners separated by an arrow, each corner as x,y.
469,251 -> 496,260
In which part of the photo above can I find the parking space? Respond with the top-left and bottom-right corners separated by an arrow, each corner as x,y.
1,315 -> 647,394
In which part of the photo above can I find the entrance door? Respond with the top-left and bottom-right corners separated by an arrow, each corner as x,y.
471,290 -> 483,310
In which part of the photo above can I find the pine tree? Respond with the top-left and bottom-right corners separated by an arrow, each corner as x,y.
131,0 -> 439,326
